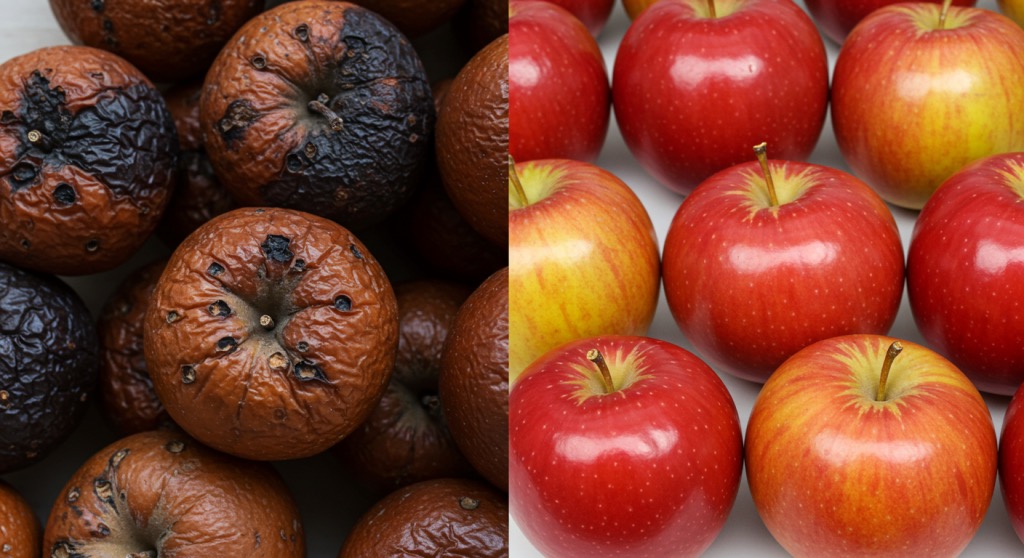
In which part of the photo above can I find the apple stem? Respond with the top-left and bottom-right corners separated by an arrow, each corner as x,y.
509,155 -> 529,207
875,341 -> 904,402
938,0 -> 953,29
753,142 -> 779,207
706,0 -> 716,17
587,349 -> 615,394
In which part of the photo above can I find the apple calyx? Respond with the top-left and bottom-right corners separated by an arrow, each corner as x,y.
753,142 -> 779,207
875,341 -> 904,402
937,0 -> 953,29
509,155 -> 529,208
587,349 -> 616,394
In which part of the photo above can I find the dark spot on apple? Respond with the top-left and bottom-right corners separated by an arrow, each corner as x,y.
216,336 -> 238,352
261,235 -> 293,263
208,262 -> 224,276
218,99 -> 260,145
350,243 -> 363,259
334,295 -> 351,311
53,182 -> 76,205
91,0 -> 103,11
294,360 -> 326,382
208,300 -> 231,317
181,365 -> 196,384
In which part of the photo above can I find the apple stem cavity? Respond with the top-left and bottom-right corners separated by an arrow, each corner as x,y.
938,0 -> 953,29
706,0 -> 716,18
587,349 -> 615,394
509,155 -> 529,207
875,341 -> 904,402
753,142 -> 779,207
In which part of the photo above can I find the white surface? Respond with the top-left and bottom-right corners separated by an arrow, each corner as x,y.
511,1 -> 1023,556
0,2 -> 469,556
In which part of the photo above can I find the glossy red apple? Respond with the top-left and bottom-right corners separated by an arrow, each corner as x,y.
804,0 -> 974,44
612,0 -> 827,194
1000,381 -> 1024,544
747,335 -> 997,557
510,0 -> 610,163
509,158 -> 660,383
832,2 -> 1024,209
662,145 -> 904,383
511,335 -> 743,557
544,0 -> 616,36
907,152 -> 1024,395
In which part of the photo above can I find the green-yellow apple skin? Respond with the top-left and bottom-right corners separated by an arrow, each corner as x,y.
832,4 -> 1024,209
746,335 -> 997,558
1000,0 -> 1024,27
509,159 -> 659,383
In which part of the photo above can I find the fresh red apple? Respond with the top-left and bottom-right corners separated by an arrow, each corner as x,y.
804,0 -> 975,44
662,145 -> 904,383
612,0 -> 828,194
510,335 -> 743,557
509,158 -> 659,383
831,2 -> 1024,209
907,152 -> 1024,395
1001,0 -> 1024,27
747,335 -> 997,557
1000,381 -> 1024,544
544,0 -> 616,36
510,0 -> 610,163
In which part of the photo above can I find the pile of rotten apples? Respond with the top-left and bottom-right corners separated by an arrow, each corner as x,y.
509,0 -> 1024,556
0,0 -> 509,555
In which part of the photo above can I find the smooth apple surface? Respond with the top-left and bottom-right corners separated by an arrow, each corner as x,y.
509,159 -> 659,383
1001,0 -> 1024,27
804,0 -> 975,44
747,335 -> 997,558
832,4 -> 1024,209
612,0 -> 828,194
544,0 -> 616,36
662,158 -> 904,382
509,0 -> 610,163
511,335 -> 743,558
907,152 -> 1024,395
1000,382 -> 1024,544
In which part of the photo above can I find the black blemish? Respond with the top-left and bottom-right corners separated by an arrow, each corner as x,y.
334,295 -> 351,311
208,300 -> 231,317
218,99 -> 260,145
18,239 -> 29,250
181,365 -> 196,384
294,361 -> 327,382
91,0 -> 104,11
85,239 -> 100,252
93,478 -> 114,507
0,110 -> 14,124
53,183 -> 75,205
251,55 -> 267,69
258,8 -> 432,229
102,18 -> 114,32
95,523 -> 110,537
349,243 -> 363,259
216,336 -> 238,352
207,262 -> 224,276
296,341 -> 308,352
6,71 -> 178,199
9,161 -> 38,190
255,531 -> 262,547
292,259 -> 305,272
294,24 -> 309,41
261,235 -> 293,263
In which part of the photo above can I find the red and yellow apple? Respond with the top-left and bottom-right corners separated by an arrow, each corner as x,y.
509,159 -> 659,383
747,335 -> 997,557
511,335 -> 743,557
662,147 -> 904,383
612,0 -> 828,194
832,2 -> 1024,209
509,0 -> 610,163
1000,381 -> 1024,544
907,152 -> 1024,395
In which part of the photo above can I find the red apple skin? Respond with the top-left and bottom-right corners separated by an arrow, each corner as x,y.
907,153 -> 1024,395
831,4 -> 1024,209
510,0 -> 610,163
1000,382 -> 1024,544
662,159 -> 904,383
509,159 -> 660,383
612,0 -> 828,194
747,335 -> 997,558
510,335 -> 743,557
804,0 -> 975,44
544,0 -> 616,36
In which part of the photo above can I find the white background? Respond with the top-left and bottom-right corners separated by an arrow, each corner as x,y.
511,0 -> 1024,556
0,1 -> 471,555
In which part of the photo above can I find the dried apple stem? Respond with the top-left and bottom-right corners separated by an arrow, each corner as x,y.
509,155 -> 529,206
308,93 -> 344,132
587,349 -> 614,394
938,0 -> 953,29
260,314 -> 275,330
876,341 -> 904,402
707,0 -> 716,17
753,142 -> 779,207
